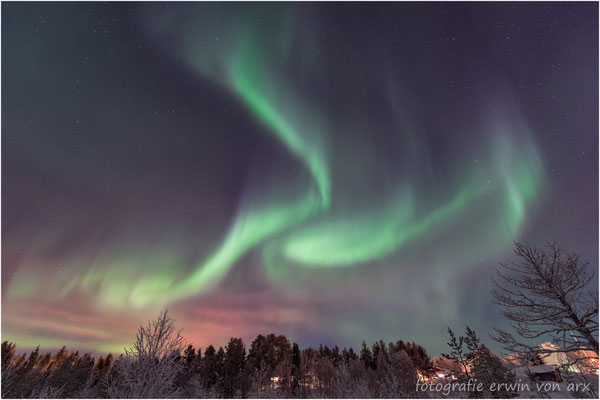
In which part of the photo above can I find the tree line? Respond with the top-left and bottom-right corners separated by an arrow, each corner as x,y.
1,313 -> 434,398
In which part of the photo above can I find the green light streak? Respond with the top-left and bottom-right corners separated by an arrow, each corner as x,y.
229,38 -> 330,208
265,185 -> 480,269
151,28 -> 332,304
157,190 -> 322,305
0,333 -> 127,355
493,130 -> 545,236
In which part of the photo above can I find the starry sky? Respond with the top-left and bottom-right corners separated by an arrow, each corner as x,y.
2,2 -> 598,356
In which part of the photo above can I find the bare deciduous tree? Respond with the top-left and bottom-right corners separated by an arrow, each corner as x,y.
128,309 -> 186,360
104,310 -> 186,398
491,241 -> 598,365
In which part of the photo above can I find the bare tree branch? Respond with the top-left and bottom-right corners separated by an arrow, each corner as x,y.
491,241 -> 598,374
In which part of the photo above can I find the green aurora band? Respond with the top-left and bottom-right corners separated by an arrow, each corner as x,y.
4,6 -> 545,310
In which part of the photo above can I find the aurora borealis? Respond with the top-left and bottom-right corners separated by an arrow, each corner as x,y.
2,2 -> 598,356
